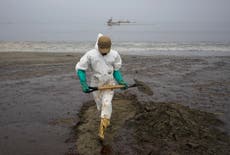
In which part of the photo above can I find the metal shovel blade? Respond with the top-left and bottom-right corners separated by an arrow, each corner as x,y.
133,79 -> 153,96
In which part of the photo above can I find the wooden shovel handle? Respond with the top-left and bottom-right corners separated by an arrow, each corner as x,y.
98,85 -> 125,90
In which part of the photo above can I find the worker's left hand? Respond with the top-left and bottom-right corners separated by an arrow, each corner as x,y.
119,80 -> 128,90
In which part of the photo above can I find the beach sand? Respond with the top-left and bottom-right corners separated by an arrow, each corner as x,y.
0,52 -> 229,154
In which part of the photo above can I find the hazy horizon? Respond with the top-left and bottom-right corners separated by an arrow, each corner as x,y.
1,0 -> 230,41
1,0 -> 230,23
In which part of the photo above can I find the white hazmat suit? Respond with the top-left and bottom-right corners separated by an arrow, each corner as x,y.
75,33 -> 122,119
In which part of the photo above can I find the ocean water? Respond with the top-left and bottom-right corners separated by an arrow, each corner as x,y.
1,41 -> 230,56
0,22 -> 230,56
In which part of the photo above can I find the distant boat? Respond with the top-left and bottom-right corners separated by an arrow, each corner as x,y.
107,18 -> 132,26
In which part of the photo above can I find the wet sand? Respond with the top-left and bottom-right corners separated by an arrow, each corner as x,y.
73,94 -> 229,155
0,52 -> 229,154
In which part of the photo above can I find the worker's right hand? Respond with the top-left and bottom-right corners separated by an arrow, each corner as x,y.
77,69 -> 90,93
81,82 -> 90,93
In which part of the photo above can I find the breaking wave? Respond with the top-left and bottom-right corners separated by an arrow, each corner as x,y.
0,41 -> 230,56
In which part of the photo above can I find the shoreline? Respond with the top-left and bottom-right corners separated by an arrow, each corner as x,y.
0,51 -> 229,154
1,50 -> 230,57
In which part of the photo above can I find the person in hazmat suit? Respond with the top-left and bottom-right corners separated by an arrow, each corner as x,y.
75,33 -> 128,141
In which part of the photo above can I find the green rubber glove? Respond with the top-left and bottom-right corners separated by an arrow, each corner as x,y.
77,69 -> 90,93
113,70 -> 128,89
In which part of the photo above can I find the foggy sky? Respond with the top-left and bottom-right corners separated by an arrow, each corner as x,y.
1,0 -> 230,24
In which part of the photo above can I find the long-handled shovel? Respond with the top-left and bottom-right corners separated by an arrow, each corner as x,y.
88,79 -> 153,96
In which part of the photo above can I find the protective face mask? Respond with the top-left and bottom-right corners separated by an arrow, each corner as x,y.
102,53 -> 108,56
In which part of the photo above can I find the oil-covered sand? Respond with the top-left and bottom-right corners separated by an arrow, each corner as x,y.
72,94 -> 230,155
0,52 -> 230,155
